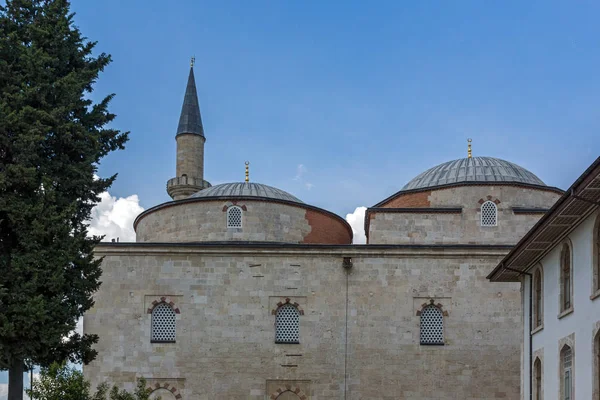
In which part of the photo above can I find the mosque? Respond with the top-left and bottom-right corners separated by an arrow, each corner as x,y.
84,63 -> 564,399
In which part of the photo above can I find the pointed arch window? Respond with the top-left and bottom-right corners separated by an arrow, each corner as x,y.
481,201 -> 498,226
227,206 -> 243,228
560,242 -> 573,313
419,305 -> 444,345
533,267 -> 543,329
151,303 -> 176,343
533,357 -> 542,400
560,345 -> 573,400
275,303 -> 300,344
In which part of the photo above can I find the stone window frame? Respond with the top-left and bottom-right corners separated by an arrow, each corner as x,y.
532,264 -> 544,332
269,384 -> 309,400
558,334 -> 575,400
478,196 -> 501,227
559,240 -> 574,318
146,382 -> 182,399
223,202 -> 247,229
272,298 -> 304,345
416,299 -> 448,346
147,296 -> 181,344
592,321 -> 600,400
592,212 -> 600,299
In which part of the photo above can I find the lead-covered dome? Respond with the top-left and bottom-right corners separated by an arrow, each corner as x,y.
402,157 -> 546,191
188,182 -> 303,203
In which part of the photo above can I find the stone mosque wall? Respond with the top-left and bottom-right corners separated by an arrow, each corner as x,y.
86,245 -> 520,399
368,185 -> 561,245
135,200 -> 352,245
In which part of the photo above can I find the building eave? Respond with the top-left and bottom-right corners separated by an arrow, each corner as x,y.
487,156 -> 600,282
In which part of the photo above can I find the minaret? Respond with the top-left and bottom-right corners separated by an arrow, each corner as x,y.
167,58 -> 211,200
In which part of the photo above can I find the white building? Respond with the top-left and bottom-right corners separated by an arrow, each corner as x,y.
488,157 -> 600,400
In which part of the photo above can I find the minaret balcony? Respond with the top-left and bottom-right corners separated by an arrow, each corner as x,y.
166,175 -> 211,200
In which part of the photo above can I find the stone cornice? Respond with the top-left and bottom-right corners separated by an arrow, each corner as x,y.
95,242 -> 512,258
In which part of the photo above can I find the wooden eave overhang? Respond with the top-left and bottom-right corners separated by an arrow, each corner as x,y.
487,157 -> 600,282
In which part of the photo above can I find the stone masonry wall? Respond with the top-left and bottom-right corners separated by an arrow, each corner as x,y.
176,133 -> 205,181
135,200 -> 312,243
369,185 -> 560,245
85,245 -> 521,399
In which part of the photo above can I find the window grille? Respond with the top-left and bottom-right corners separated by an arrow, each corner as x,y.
151,303 -> 176,342
420,305 -> 444,345
227,206 -> 242,228
275,304 -> 300,343
481,201 -> 497,226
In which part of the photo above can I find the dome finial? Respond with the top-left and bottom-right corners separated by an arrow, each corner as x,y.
467,138 -> 472,158
245,161 -> 250,182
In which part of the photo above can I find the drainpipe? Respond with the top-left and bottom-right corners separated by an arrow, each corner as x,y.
504,265 -> 533,400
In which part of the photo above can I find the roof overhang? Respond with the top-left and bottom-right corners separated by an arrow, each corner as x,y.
488,157 -> 600,282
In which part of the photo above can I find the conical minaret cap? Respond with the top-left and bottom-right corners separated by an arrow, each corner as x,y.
176,66 -> 204,137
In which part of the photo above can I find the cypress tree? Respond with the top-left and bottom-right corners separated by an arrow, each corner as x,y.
0,1 -> 128,399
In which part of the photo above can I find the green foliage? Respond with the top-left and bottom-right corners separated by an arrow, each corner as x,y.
0,0 -> 128,397
28,363 -> 158,400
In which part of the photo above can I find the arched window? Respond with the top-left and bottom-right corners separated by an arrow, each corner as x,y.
420,305 -> 444,345
275,303 -> 300,344
594,330 -> 600,400
533,267 -> 543,329
481,201 -> 498,226
533,357 -> 542,400
227,206 -> 243,228
560,345 -> 573,400
151,303 -> 176,343
594,214 -> 600,293
560,243 -> 572,313
149,389 -> 177,400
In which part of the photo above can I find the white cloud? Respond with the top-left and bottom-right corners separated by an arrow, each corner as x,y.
345,206 -> 367,244
293,164 -> 314,190
87,191 -> 144,242
294,164 -> 307,180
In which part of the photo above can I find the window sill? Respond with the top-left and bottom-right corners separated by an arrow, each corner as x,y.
275,341 -> 300,345
151,340 -> 176,344
531,325 -> 544,335
591,289 -> 600,301
557,307 -> 573,319
420,342 -> 445,346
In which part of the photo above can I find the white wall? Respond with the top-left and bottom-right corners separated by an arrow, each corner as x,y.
523,210 -> 599,399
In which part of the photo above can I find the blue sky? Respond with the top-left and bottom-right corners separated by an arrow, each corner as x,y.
75,0 -> 598,216
1,1 -> 600,387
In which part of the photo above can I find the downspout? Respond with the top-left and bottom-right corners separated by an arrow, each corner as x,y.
342,257 -> 353,400
504,265 -> 533,400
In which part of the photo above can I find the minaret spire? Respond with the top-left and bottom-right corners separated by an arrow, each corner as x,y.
167,59 -> 211,200
176,63 -> 204,137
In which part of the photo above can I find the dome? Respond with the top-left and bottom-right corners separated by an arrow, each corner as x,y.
188,182 -> 304,203
402,157 -> 546,191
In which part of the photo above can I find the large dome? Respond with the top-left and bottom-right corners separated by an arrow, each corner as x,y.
402,157 -> 545,191
188,182 -> 303,203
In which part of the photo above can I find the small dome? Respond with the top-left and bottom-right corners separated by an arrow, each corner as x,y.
402,157 -> 545,191
188,182 -> 303,203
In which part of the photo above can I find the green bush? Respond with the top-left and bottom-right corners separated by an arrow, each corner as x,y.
28,363 -> 159,400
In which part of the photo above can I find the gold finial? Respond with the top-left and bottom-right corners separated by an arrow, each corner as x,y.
190,56 -> 195,68
245,161 -> 250,182
467,138 -> 472,158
